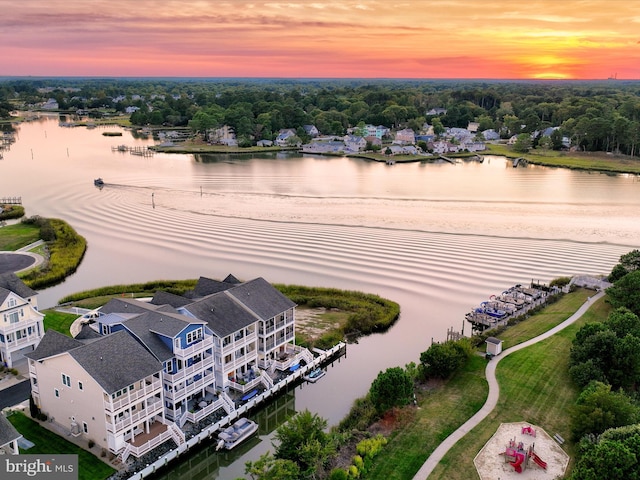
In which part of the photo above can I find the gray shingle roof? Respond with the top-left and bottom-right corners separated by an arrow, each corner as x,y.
123,311 -> 203,362
192,276 -> 235,297
74,324 -> 102,341
184,293 -> 259,338
69,330 -> 162,394
0,413 -> 21,447
99,297 -> 165,315
26,330 -> 84,361
150,290 -> 192,308
0,272 -> 37,299
0,287 -> 11,305
183,277 -> 295,337
225,277 -> 296,320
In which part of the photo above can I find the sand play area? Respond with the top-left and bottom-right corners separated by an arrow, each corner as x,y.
474,422 -> 570,480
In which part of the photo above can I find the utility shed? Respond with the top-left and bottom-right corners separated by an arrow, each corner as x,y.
486,337 -> 503,356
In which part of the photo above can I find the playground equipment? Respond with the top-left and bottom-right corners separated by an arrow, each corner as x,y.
528,446 -> 547,470
521,425 -> 536,437
502,438 -> 548,473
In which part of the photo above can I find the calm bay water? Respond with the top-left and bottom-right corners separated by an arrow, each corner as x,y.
1,115 -> 638,478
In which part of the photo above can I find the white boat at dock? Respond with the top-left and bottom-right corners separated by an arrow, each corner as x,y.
216,418 -> 258,450
304,367 -> 326,383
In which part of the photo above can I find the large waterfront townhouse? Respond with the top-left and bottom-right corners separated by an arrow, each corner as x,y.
0,273 -> 44,368
26,330 -> 184,462
179,278 -> 312,395
96,307 -> 226,428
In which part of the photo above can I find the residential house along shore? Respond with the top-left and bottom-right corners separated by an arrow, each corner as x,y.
25,274 -> 318,464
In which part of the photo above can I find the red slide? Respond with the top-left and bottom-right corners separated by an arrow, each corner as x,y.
532,453 -> 547,470
510,452 -> 525,473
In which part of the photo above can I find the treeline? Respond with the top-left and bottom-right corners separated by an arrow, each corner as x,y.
569,250 -> 640,480
2,78 -> 640,156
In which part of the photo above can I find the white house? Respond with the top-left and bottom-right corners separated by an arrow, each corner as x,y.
0,413 -> 21,455
27,330 -> 184,461
343,135 -> 367,152
394,128 -> 416,145
275,129 -> 297,146
0,273 -> 44,368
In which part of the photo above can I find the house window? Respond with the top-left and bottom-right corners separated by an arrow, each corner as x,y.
83,422 -> 88,434
62,374 -> 71,387
186,328 -> 202,345
8,298 -> 16,307
78,381 -> 83,391
102,325 -> 109,335
166,361 -> 174,374
54,388 -> 59,398
8,312 -> 19,324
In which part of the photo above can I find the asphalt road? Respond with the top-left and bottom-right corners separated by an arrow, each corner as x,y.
0,380 -> 31,409
0,252 -> 36,274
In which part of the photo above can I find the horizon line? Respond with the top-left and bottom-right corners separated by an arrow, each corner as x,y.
0,75 -> 637,82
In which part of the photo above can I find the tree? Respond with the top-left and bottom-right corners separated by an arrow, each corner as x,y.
420,340 -> 468,379
368,367 -> 413,414
512,133 -> 532,153
274,409 -> 334,478
431,117 -> 445,136
609,249 -> 640,282
571,381 -> 640,440
607,270 -> 640,316
572,424 -> 640,480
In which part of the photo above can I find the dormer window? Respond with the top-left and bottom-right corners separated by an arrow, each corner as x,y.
8,298 -> 16,307
186,328 -> 202,345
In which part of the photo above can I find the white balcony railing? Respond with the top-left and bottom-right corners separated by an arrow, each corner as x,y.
173,334 -> 213,358
164,376 -> 214,401
163,355 -> 213,383
104,379 -> 162,412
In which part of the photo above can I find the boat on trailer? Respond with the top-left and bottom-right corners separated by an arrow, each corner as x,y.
216,417 -> 258,450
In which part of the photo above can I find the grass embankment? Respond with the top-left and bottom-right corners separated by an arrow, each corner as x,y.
276,284 -> 400,349
150,141 -> 297,154
486,143 -> 640,175
20,218 -> 86,290
0,204 -> 25,221
0,222 -> 40,250
364,289 -> 605,480
7,411 -> 116,480
58,281 -> 399,348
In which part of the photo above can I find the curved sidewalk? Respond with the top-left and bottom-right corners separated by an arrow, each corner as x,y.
412,290 -> 604,479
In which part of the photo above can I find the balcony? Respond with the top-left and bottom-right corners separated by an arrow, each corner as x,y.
173,333 -> 213,358
163,354 -> 213,383
185,394 -> 226,424
106,399 -> 163,433
164,375 -> 214,402
104,379 -> 161,412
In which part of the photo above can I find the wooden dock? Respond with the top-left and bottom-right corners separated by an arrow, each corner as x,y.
0,197 -> 21,205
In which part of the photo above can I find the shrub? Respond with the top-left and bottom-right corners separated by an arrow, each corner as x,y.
88,439 -> 95,448
329,468 -> 349,480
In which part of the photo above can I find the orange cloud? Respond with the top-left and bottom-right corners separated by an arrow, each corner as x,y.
0,0 -> 638,78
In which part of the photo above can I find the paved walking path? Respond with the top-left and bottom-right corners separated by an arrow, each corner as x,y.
412,290 -> 604,479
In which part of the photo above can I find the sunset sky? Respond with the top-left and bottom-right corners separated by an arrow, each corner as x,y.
1,0 -> 639,79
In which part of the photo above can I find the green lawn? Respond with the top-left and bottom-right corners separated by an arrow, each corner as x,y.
365,355 -> 489,480
486,143 -> 640,174
0,223 -> 40,251
364,289 -> 610,480
428,295 -> 612,480
43,309 -> 79,336
7,411 -> 116,480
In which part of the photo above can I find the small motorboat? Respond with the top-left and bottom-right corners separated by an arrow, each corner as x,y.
304,367 -> 326,383
94,178 -> 104,187
216,417 -> 258,450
